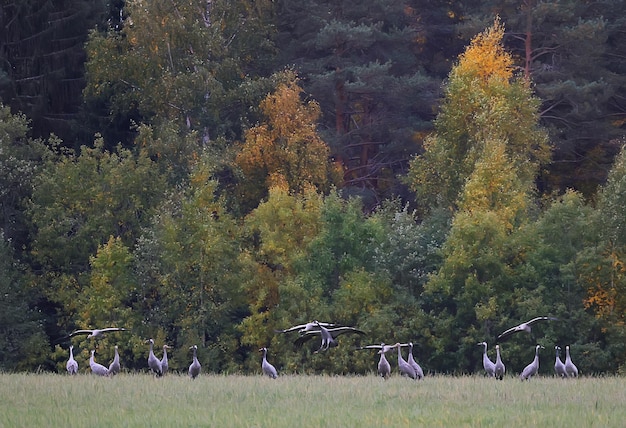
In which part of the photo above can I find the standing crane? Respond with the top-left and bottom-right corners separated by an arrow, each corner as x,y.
478,342 -> 496,377
520,345 -> 543,380
146,339 -> 162,376
494,345 -> 505,380
66,345 -> 78,375
407,343 -> 424,379
108,345 -> 120,376
89,350 -> 109,376
564,346 -> 579,377
259,347 -> 278,379
160,345 -> 171,375
394,343 -> 417,379
188,345 -> 201,379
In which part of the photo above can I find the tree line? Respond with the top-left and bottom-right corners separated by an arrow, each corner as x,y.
0,1 -> 625,374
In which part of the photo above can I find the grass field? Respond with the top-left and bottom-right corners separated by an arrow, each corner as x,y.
1,373 -> 624,427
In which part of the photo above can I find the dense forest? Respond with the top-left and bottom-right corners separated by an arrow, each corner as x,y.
1,0 -> 625,375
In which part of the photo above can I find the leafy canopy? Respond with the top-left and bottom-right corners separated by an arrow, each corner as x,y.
236,71 -> 340,205
406,18 -> 550,212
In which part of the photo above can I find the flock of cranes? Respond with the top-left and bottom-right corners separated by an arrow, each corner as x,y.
63,316 -> 579,380
477,317 -> 579,380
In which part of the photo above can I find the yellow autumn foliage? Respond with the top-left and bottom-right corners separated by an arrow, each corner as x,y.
455,17 -> 513,84
236,72 -> 336,200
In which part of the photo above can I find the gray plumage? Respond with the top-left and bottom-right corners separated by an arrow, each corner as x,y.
520,345 -> 543,380
275,321 -> 337,334
357,343 -> 407,353
564,345 -> 578,377
69,327 -> 128,339
497,317 -> 558,342
294,321 -> 365,352
356,343 -> 402,379
377,349 -> 391,379
66,345 -> 78,375
89,350 -> 109,376
147,339 -> 162,376
188,345 -> 201,379
478,342 -> 496,377
394,343 -> 417,379
259,347 -> 278,379
160,345 -> 170,375
407,343 -> 424,379
554,346 -> 567,377
494,344 -> 505,380
108,345 -> 120,375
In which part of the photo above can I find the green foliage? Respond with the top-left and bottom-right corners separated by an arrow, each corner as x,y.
298,192 -> 383,294
246,184 -> 324,273
29,136 -> 165,274
274,0 -> 441,205
0,103 -> 46,249
407,19 -> 549,212
238,184 -> 325,349
572,147 -> 626,370
134,156 -> 249,370
26,135 -> 166,345
83,237 -> 135,325
0,234 -> 48,371
411,20 -> 552,372
84,0 -> 276,147
370,201 -> 450,295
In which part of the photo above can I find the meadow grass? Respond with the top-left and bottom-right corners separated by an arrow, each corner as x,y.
0,373 -> 624,427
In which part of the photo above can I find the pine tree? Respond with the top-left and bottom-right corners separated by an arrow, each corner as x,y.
273,0 -> 443,205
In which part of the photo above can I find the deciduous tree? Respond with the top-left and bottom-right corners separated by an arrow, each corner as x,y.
407,18 -> 549,213
411,20 -> 550,371
236,72 -> 340,207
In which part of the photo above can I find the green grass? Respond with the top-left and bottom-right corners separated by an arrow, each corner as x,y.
1,373 -> 624,427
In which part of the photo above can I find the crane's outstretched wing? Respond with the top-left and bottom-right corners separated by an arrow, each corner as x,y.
293,326 -> 365,347
526,316 -> 558,326
69,327 -> 128,337
275,321 -> 337,334
496,326 -> 520,342
497,317 -> 558,342
327,326 -> 366,338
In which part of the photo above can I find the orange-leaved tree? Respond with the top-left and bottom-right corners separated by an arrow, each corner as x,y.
235,71 -> 340,208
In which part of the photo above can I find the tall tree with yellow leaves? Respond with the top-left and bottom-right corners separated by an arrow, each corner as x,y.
410,20 -> 551,372
406,18 -> 550,214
